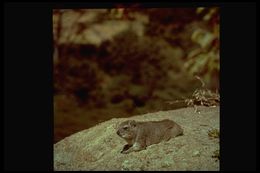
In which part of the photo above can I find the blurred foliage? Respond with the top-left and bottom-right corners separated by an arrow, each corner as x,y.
208,128 -> 220,139
212,149 -> 220,161
53,7 -> 219,143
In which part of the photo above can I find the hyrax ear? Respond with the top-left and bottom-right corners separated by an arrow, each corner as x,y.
129,120 -> 137,127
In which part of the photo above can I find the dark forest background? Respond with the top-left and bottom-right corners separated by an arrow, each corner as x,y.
53,7 -> 219,143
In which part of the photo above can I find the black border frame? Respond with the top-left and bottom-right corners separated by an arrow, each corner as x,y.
4,2 -> 257,171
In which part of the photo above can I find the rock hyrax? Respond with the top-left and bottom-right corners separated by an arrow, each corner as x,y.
116,119 -> 183,154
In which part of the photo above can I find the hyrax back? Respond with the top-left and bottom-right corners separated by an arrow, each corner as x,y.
116,119 -> 183,154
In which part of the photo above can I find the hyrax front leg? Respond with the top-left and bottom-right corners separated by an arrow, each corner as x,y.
121,133 -> 146,154
121,142 -> 146,154
121,144 -> 132,153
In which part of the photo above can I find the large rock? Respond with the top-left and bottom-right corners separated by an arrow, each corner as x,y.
54,106 -> 219,171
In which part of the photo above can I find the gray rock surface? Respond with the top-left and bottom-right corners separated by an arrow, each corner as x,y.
54,106 -> 219,171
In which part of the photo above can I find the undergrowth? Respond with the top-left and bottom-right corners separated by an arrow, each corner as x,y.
167,76 -> 220,113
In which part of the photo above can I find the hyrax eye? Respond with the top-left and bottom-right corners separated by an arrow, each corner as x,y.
123,127 -> 128,130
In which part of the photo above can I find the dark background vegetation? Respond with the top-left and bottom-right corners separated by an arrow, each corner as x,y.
53,7 -> 220,143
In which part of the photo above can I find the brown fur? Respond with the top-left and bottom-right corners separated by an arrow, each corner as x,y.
116,119 -> 183,154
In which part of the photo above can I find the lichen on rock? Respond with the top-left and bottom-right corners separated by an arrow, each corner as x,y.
54,106 -> 219,171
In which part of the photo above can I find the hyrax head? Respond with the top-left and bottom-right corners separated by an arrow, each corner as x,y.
117,120 -> 138,139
